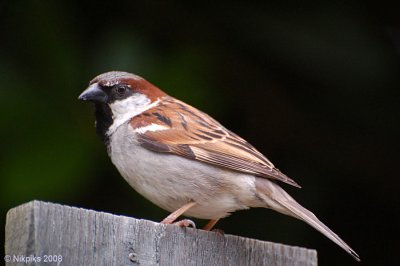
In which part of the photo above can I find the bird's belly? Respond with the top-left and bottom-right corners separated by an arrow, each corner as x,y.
109,124 -> 258,219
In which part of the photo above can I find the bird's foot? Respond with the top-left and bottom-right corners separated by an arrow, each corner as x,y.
202,219 -> 219,231
211,228 -> 225,234
172,219 -> 196,228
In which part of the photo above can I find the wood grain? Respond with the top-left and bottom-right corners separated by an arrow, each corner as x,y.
5,201 -> 317,265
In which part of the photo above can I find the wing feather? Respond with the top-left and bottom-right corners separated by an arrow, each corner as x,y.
131,97 -> 300,188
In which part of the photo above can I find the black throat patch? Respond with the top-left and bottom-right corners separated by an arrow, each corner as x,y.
94,103 -> 113,150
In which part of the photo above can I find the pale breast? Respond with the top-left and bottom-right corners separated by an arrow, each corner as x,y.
108,122 -> 259,219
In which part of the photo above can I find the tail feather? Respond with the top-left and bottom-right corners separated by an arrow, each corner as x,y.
255,179 -> 360,261
278,199 -> 360,261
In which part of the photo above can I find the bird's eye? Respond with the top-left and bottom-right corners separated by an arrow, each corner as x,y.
115,85 -> 128,97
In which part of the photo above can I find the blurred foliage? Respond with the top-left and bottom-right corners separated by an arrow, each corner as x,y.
1,1 -> 399,265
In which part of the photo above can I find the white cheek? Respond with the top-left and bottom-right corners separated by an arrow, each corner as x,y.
107,94 -> 159,135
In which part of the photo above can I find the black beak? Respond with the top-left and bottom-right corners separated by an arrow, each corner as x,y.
78,83 -> 108,103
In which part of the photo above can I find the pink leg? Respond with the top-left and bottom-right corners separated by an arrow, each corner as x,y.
202,219 -> 219,231
161,202 -> 197,227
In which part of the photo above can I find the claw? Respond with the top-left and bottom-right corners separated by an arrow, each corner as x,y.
173,219 -> 196,228
211,228 -> 225,234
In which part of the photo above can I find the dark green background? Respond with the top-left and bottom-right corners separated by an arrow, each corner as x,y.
1,1 -> 399,265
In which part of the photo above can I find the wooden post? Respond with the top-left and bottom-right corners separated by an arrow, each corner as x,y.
5,201 -> 317,265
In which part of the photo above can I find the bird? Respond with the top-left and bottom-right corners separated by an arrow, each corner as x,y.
78,71 -> 360,261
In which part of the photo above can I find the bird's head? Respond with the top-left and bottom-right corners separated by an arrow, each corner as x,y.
78,71 -> 166,139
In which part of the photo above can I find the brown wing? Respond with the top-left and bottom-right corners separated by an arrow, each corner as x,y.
130,97 -> 300,188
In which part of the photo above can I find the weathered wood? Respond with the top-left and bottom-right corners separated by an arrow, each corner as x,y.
5,201 -> 317,265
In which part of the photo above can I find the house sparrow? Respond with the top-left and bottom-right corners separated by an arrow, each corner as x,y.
79,71 -> 360,261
